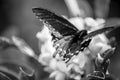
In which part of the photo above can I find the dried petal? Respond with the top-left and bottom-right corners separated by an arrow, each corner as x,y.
12,36 -> 35,57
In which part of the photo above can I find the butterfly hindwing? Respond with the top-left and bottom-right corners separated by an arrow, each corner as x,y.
53,36 -> 73,59
83,27 -> 114,40
32,8 -> 79,39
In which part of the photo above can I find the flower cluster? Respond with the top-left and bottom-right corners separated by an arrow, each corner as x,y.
37,17 -> 115,80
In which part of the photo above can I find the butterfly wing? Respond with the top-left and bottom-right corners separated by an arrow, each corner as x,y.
63,27 -> 115,62
66,26 -> 114,55
83,27 -> 114,40
53,36 -> 74,61
32,8 -> 79,39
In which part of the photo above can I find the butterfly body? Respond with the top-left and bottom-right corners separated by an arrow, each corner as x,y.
33,7 -> 114,62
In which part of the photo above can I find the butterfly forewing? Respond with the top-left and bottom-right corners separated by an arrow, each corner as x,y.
32,8 -> 79,38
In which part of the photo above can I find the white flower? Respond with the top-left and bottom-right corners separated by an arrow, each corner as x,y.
49,60 -> 68,80
37,26 -> 68,80
36,16 -> 112,80
36,26 -> 55,65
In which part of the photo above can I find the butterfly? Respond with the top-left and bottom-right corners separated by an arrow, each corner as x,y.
32,7 -> 114,63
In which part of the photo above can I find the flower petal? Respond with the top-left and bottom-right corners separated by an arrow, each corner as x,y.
55,71 -> 66,80
12,36 -> 35,57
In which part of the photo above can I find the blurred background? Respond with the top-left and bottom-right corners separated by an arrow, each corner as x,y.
0,0 -> 120,80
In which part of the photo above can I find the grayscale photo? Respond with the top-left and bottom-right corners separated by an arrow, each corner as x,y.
0,0 -> 120,80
